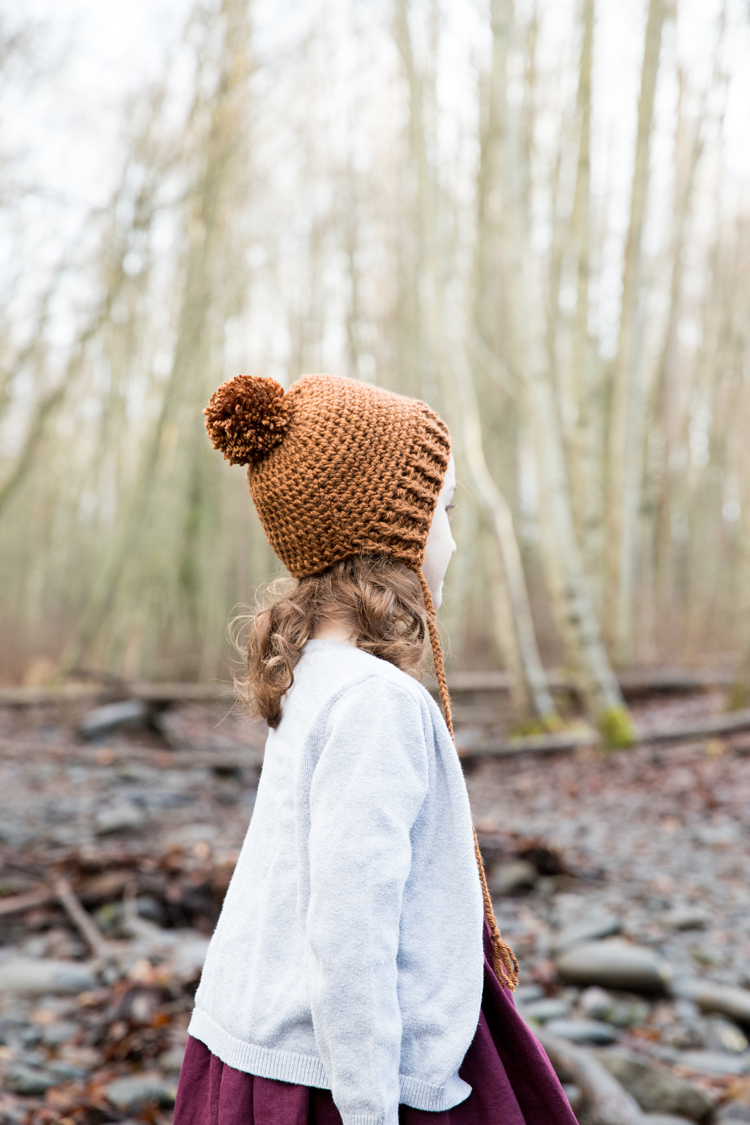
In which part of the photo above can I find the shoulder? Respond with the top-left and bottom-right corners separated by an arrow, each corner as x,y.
298,640 -> 422,696
281,641 -> 441,744
331,663 -> 429,724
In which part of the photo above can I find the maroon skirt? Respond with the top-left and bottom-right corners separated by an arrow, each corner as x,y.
174,923 -> 575,1125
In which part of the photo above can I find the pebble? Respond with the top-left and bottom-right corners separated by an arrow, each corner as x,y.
2,1063 -> 59,1095
94,802 -> 146,835
673,982 -> 750,1029
658,907 -> 709,932
597,1049 -> 716,1121
515,984 -> 545,1005
0,958 -> 96,995
553,913 -> 621,954
715,1105 -> 750,1124
580,986 -> 614,1020
704,1016 -> 749,1054
169,934 -> 211,978
79,699 -> 152,740
522,997 -> 572,1023
545,1018 -> 619,1045
46,1059 -> 89,1081
158,1045 -> 186,1073
556,940 -> 671,994
642,1116 -> 697,1125
104,1073 -> 178,1111
562,1083 -> 581,1111
677,1051 -> 750,1077
489,860 -> 538,895
39,1020 -> 78,1046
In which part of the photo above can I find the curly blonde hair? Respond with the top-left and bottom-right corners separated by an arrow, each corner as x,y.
239,555 -> 427,728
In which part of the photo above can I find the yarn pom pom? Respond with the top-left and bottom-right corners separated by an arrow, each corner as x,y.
204,374 -> 290,465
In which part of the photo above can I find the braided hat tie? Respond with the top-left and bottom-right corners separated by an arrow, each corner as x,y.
205,372 -> 518,989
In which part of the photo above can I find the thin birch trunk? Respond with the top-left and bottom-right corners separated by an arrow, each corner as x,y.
65,0 -> 252,674
489,0 -> 632,741
606,0 -> 666,665
394,0 -> 556,724
567,0 -> 602,591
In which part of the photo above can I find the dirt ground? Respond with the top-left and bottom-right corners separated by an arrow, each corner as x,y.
1,687 -> 750,1123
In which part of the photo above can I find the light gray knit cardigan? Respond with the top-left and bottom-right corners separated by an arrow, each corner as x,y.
188,640 -> 484,1125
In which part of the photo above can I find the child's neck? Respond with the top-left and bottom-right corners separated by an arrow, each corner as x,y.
311,620 -> 356,646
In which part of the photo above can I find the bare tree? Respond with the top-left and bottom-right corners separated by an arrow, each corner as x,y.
605,0 -> 666,665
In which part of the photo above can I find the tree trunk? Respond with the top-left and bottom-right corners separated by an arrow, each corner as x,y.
65,0 -> 253,677
489,0 -> 632,742
606,0 -> 666,665
567,0 -> 603,597
394,0 -> 556,725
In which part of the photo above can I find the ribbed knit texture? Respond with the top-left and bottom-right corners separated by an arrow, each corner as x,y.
205,373 -> 451,575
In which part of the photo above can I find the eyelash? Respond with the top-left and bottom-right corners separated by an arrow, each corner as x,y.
446,504 -> 455,514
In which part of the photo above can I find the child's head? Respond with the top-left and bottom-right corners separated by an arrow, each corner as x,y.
205,372 -> 455,725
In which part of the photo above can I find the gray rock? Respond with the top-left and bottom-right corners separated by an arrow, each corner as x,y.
546,1018 -> 619,1044
523,997 -> 572,1023
79,699 -> 152,739
562,1084 -> 582,1111
158,1045 -> 186,1073
661,1023 -> 707,1051
554,913 -> 621,953
489,860 -> 538,895
673,982 -> 750,1029
677,1051 -> 750,1077
611,999 -> 651,1029
642,1116 -> 696,1125
556,941 -> 671,994
597,1049 -> 715,1121
3,1063 -> 59,1095
94,802 -> 146,835
581,986 -> 615,1019
659,907 -> 709,932
170,933 -> 211,977
715,1105 -> 750,1124
40,1020 -> 79,1046
0,957 -> 96,994
704,1017 -> 749,1054
104,1073 -> 178,1111
515,984 -> 545,1005
47,1059 -> 88,1080
580,986 -> 650,1026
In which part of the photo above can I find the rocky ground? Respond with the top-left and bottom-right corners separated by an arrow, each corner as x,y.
1,686 -> 750,1123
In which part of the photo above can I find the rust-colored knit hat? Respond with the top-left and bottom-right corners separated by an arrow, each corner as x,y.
204,371 -> 518,989
204,372 -> 450,576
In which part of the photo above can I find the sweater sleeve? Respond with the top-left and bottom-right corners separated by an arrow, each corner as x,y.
305,675 -> 430,1125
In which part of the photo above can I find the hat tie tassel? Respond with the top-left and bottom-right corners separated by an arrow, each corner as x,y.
417,569 -> 519,990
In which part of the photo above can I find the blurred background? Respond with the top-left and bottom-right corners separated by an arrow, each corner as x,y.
4,6 -> 750,1122
2,0 -> 750,731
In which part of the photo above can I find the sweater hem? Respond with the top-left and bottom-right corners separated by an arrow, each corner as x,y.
188,1007 -> 472,1112
188,1008 -> 329,1088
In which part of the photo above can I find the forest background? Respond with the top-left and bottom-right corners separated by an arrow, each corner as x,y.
2,0 -> 750,741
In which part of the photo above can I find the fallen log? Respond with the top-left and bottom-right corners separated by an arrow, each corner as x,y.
533,1027 -> 646,1125
0,667 -> 737,707
0,887 -> 53,916
458,727 -> 601,758
0,681 -> 234,707
460,707 -> 750,758
56,876 -> 113,963
636,707 -> 750,744
443,667 -> 735,695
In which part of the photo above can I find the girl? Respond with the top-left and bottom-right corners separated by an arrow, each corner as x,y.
174,373 -> 575,1125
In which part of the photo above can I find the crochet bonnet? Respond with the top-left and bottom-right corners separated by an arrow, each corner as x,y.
204,371 -> 518,988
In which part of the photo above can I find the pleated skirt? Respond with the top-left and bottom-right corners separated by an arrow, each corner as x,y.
174,923 -> 576,1125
